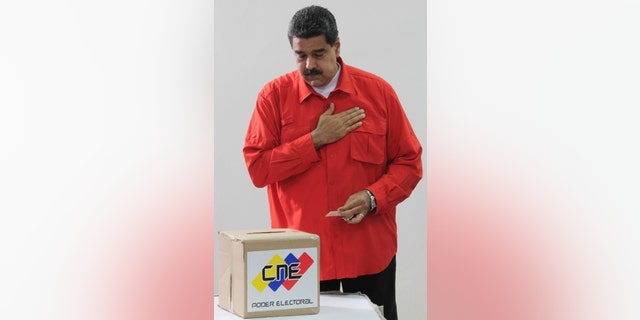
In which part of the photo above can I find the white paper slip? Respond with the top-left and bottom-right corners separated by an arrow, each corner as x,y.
325,211 -> 342,217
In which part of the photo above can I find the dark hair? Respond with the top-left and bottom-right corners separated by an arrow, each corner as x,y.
287,5 -> 338,46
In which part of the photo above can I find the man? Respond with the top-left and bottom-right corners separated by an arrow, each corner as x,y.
243,5 -> 422,320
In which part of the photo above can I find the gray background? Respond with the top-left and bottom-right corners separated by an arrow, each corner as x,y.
214,1 -> 427,319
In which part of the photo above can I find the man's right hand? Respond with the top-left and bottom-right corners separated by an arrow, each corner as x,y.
311,103 -> 365,149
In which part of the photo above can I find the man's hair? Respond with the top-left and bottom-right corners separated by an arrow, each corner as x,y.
287,5 -> 338,46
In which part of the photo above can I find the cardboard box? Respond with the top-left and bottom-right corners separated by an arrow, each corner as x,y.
218,228 -> 320,318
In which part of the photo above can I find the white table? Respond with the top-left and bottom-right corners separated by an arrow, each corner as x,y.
214,293 -> 385,319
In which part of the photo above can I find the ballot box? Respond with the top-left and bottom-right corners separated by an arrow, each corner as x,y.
218,229 -> 320,318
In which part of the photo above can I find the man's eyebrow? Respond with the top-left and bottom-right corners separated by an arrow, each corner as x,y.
294,48 -> 327,55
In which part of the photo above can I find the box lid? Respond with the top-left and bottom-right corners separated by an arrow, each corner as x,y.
219,228 -> 319,243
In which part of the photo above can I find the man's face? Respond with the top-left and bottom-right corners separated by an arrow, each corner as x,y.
291,35 -> 340,87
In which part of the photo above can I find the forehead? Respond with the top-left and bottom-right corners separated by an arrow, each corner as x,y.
291,35 -> 331,52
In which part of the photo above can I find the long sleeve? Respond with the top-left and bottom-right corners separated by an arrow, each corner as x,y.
243,90 -> 321,188
367,87 -> 423,214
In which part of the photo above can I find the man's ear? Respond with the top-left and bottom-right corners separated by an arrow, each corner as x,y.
334,37 -> 341,57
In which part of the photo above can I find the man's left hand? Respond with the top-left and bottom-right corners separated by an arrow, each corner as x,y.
337,190 -> 371,224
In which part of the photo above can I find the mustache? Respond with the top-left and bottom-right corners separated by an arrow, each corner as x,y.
303,68 -> 322,76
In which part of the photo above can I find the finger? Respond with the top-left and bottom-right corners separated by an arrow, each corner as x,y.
342,214 -> 355,222
337,203 -> 356,212
339,209 -> 356,220
344,107 -> 363,118
347,212 -> 366,224
347,121 -> 362,131
339,196 -> 367,213
338,119 -> 362,134
347,110 -> 365,125
336,107 -> 360,119
323,103 -> 336,115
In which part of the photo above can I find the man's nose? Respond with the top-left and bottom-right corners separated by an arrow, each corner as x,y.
305,57 -> 316,69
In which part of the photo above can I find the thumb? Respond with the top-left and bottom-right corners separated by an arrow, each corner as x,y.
323,103 -> 335,115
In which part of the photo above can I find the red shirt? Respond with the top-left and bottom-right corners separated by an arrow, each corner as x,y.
243,58 -> 422,280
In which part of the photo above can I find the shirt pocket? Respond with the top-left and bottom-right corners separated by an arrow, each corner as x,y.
350,127 -> 386,165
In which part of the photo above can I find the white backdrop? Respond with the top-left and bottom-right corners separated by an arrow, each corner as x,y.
213,1 -> 427,320
428,0 -> 640,319
1,1 -> 214,319
3,0 -> 640,319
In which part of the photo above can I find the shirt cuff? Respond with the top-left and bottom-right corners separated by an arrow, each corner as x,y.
294,132 -> 321,165
367,184 -> 386,215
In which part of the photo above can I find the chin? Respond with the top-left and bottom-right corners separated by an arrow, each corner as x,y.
308,79 -> 327,87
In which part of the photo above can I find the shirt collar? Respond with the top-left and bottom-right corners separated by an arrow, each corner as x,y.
297,57 -> 355,103
311,63 -> 341,97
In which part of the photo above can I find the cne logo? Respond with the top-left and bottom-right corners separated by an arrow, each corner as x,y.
251,252 -> 314,292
